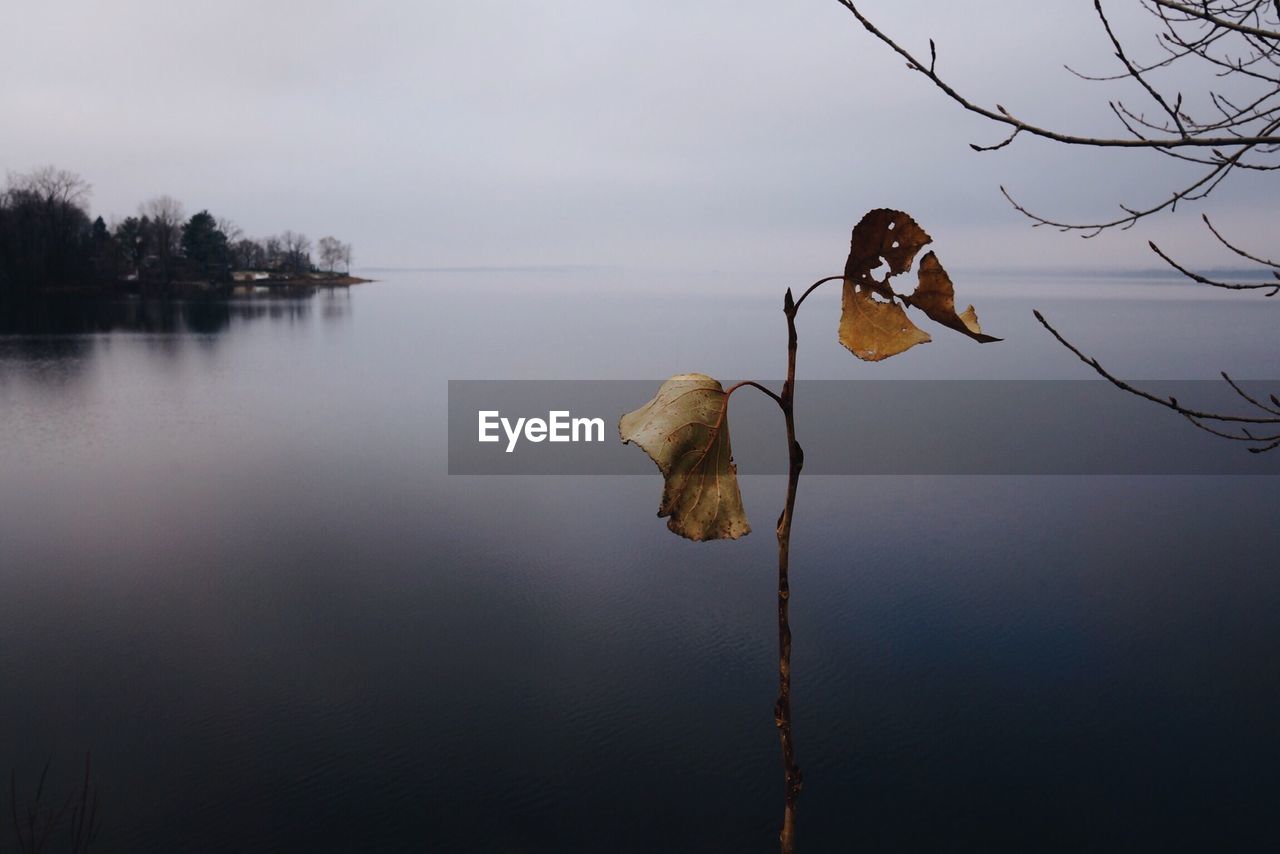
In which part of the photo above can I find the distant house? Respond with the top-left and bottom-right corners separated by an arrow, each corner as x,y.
231,271 -> 270,282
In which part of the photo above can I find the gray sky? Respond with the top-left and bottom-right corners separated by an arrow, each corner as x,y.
2,0 -> 1273,274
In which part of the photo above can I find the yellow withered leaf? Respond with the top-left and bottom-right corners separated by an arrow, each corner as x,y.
839,280 -> 931,361
905,252 -> 1002,344
619,374 -> 751,542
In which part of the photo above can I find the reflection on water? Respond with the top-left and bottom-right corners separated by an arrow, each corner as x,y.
0,292 -> 351,386
1,273 -> 1279,853
0,290 -> 349,336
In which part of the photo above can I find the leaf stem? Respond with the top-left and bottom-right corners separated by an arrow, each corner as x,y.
792,275 -> 845,312
724,379 -> 785,409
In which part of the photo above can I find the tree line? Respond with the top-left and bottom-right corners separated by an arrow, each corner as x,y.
0,166 -> 353,298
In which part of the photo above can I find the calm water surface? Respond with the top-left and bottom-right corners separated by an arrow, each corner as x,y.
1,271 -> 1278,852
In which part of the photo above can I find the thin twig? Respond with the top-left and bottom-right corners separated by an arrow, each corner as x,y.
1034,309 -> 1280,451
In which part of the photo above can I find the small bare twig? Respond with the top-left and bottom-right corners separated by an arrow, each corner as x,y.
1202,213 -> 1280,267
1148,241 -> 1280,294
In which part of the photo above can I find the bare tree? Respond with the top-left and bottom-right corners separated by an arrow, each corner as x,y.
280,230 -> 312,276
216,217 -> 243,245
262,235 -> 284,270
231,238 -> 265,271
317,235 -> 342,273
834,0 -> 1280,449
0,167 -> 94,290
8,166 -> 92,208
141,195 -> 185,282
340,242 -> 353,274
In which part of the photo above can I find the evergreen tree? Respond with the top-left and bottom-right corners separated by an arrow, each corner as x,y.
180,210 -> 231,281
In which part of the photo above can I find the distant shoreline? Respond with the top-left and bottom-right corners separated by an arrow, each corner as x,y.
1,274 -> 376,305
230,274 -> 374,292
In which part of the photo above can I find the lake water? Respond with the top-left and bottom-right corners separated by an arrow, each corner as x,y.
2,271 -> 1279,852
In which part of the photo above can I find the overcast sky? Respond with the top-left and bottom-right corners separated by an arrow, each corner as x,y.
2,1 -> 1273,273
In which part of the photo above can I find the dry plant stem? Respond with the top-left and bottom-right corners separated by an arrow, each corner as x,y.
775,290 -> 805,854
772,274 -> 840,851
730,280 -> 840,852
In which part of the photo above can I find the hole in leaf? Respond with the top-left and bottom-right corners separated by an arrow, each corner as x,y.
860,285 -> 893,305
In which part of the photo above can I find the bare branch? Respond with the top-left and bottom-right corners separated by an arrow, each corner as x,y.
1150,0 -> 1280,40
832,1 -> 1280,150
1148,239 -> 1280,294
1034,310 -> 1280,451
833,1 -> 1280,232
1202,213 -> 1280,266
1093,0 -> 1189,136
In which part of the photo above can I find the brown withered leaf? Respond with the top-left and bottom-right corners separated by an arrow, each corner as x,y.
619,373 -> 750,542
839,209 -> 999,360
904,252 -> 1002,343
844,208 -> 933,295
839,281 -> 931,361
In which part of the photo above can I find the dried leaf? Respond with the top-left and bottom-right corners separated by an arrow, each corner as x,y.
619,374 -> 751,541
839,208 -> 999,360
839,281 -> 931,361
844,208 -> 932,295
905,252 -> 1002,343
